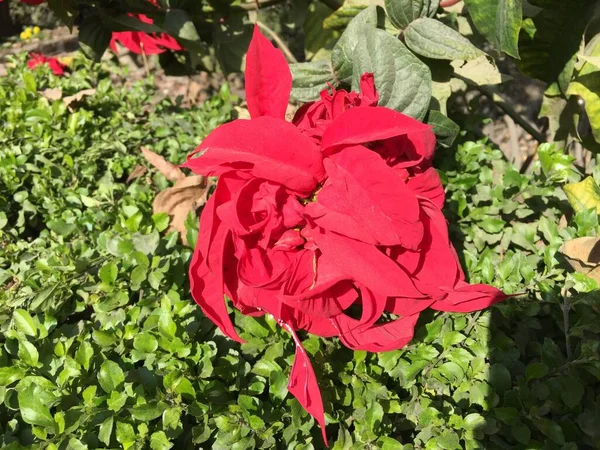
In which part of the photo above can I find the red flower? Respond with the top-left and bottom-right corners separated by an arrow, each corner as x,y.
27,53 -> 66,76
185,26 -> 507,444
110,14 -> 182,55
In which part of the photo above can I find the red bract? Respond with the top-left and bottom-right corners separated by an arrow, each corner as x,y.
185,25 -> 507,445
110,13 -> 182,55
27,53 -> 66,76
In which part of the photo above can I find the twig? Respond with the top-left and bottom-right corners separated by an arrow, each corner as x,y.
256,20 -> 298,63
562,287 -> 573,361
455,74 -> 547,144
140,42 -> 150,78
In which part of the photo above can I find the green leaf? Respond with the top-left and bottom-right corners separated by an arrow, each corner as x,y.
463,413 -> 486,430
479,218 -> 506,233
463,0 -> 522,58
13,309 -> 37,337
290,61 -> 335,102
304,2 -> 338,59
516,0 -> 595,82
152,213 -> 170,232
385,0 -> 440,29
511,420 -> 531,444
404,18 -> 483,61
78,16 -> 112,62
130,402 -> 166,421
567,73 -> 600,144
324,0 -> 374,30
437,429 -> 461,449
18,385 -> 55,428
47,219 -> 76,237
489,363 -> 512,392
532,417 -> 565,445
116,421 -> 136,446
23,72 -> 37,93
150,431 -> 173,450
525,362 -> 548,381
98,360 -> 125,393
427,110 -> 460,147
452,56 -> 508,85
0,366 -> 26,386
332,7 -> 432,119
162,9 -> 199,45
99,262 -> 118,285
560,375 -> 585,409
99,415 -> 114,446
18,341 -> 39,367
159,313 -> 177,340
133,332 -> 159,353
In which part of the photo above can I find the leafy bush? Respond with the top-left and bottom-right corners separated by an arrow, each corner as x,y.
1,55 -> 599,449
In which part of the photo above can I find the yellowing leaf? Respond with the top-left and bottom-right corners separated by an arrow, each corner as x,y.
567,73 -> 600,144
564,177 -> 600,213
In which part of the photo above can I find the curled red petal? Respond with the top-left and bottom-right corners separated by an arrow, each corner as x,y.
307,145 -> 423,248
283,324 -> 328,446
309,227 -> 425,298
245,25 -> 292,119
432,283 -> 509,313
183,117 -> 325,195
321,106 -> 435,161
333,312 -> 419,352
407,167 -> 445,209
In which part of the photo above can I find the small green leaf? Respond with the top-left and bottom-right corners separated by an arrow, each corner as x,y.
134,332 -> 159,353
99,262 -> 118,285
130,402 -> 166,421
152,213 -> 170,232
99,415 -> 114,446
159,313 -> 177,340
98,360 -> 125,393
525,362 -> 548,382
404,18 -> 483,60
427,110 -> 460,147
437,429 -> 461,449
18,341 -> 40,367
290,61 -> 335,102
116,421 -> 136,446
533,417 -> 565,445
150,431 -> 173,450
0,366 -> 26,386
13,309 -> 37,337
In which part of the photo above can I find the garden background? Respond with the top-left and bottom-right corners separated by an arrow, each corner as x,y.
1,0 -> 600,449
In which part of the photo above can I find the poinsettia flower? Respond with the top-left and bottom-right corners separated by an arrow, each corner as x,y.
185,25 -> 508,446
27,52 -> 66,76
110,13 -> 182,55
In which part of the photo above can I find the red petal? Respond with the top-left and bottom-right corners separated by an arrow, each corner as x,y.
284,325 -> 328,446
309,227 -> 425,298
183,117 -> 325,195
189,225 -> 244,343
432,283 -> 509,313
333,313 -> 419,352
321,106 -> 435,160
407,168 -> 445,209
307,146 -> 423,248
245,25 -> 292,119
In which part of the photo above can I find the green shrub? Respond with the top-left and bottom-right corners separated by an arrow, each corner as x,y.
1,54 -> 599,450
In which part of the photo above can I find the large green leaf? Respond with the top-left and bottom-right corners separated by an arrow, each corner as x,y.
78,16 -> 112,62
384,0 -> 440,29
463,0 -> 522,58
567,72 -> 600,144
18,385 -> 56,429
517,0 -> 595,82
290,61 -> 335,102
404,18 -> 483,60
332,7 -> 432,119
304,2 -> 338,59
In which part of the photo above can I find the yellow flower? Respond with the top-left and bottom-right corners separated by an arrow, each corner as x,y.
33,26 -> 41,35
20,29 -> 33,40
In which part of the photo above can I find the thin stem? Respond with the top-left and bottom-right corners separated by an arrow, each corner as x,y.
563,291 -> 573,361
256,20 -> 298,63
455,73 -> 547,144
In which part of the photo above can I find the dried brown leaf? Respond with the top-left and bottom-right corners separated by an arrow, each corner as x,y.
41,88 -> 63,101
126,164 -> 147,184
63,88 -> 97,110
153,175 -> 208,245
560,237 -> 600,283
141,147 -> 185,182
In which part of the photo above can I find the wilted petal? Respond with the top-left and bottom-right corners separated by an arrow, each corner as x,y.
307,146 -> 423,248
432,283 -> 509,313
245,25 -> 292,119
183,117 -> 325,195
333,312 -> 419,352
